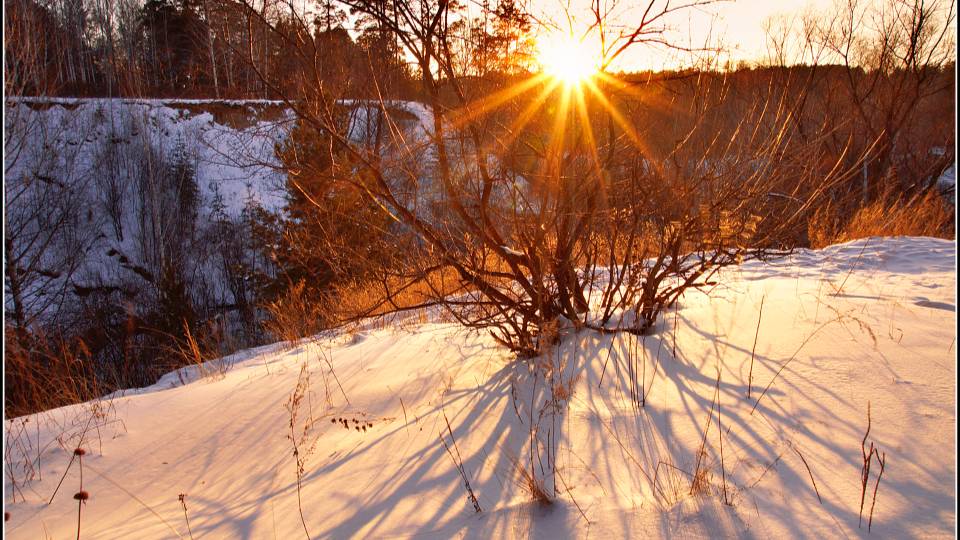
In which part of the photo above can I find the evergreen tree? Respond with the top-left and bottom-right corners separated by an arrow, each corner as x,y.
258,117 -> 393,304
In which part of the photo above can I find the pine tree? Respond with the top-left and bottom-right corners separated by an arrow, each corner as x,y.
258,118 -> 392,305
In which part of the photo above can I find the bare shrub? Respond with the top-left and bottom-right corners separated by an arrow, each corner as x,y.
236,0 -> 859,358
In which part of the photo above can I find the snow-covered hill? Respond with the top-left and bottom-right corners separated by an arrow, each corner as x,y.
3,98 -> 294,327
3,97 -> 434,330
3,237 -> 956,538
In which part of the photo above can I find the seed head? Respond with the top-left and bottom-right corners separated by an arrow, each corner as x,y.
73,491 -> 90,501
74,448 -> 86,456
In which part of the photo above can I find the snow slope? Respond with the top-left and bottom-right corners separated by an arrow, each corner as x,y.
3,98 -> 294,325
5,98 -> 293,216
3,98 -> 433,327
3,237 -> 956,538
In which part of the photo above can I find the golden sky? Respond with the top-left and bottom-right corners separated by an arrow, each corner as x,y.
526,0 -> 840,71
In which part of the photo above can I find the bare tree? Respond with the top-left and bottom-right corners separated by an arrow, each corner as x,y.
818,0 -> 956,201
223,0 -> 860,358
4,100 -> 103,341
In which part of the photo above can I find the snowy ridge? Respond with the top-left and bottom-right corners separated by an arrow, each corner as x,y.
3,98 -> 436,326
4,99 -> 295,324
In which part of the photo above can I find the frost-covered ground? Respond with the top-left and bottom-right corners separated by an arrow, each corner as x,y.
3,237 -> 956,538
5,97 -> 294,215
3,98 -> 294,322
939,164 -> 957,206
3,98 -> 433,326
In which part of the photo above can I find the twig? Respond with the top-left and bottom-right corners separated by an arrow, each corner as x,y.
36,419 -> 42,482
49,453 -> 78,505
597,336 -> 617,388
321,350 -> 350,406
747,295 -> 765,399
439,411 -> 482,512
399,395 -> 410,433
179,494 -> 195,540
83,464 -> 184,538
831,239 -> 870,296
751,318 -> 836,415
49,413 -> 98,505
749,451 -> 784,489
858,401 -> 887,532
556,467 -> 590,525
792,446 -> 822,504
868,451 -> 885,532
859,402 -> 872,528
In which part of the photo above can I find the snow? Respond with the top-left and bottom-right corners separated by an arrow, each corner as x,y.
3,98 -> 434,327
4,98 -> 293,217
3,98 -> 295,326
937,163 -> 956,205
4,236 -> 954,538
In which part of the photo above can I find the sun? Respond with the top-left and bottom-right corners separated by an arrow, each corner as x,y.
537,35 -> 598,86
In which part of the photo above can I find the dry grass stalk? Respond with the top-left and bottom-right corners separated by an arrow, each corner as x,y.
262,280 -> 329,346
4,328 -> 103,418
439,411 -> 482,512
747,295 -> 765,400
516,458 -> 553,506
285,364 -> 317,539
792,445 -> 823,505
859,401 -> 887,532
690,389 -> 717,497
653,460 -> 694,506
178,493 -> 195,540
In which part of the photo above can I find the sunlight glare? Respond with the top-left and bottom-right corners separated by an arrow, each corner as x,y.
537,36 -> 598,86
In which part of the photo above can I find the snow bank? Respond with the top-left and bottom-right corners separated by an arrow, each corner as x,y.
4,237 -> 955,538
3,97 -> 434,326
5,98 -> 293,217
937,163 -> 956,205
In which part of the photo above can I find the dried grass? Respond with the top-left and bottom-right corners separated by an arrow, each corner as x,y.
261,281 -> 330,346
4,328 -> 102,418
808,188 -> 954,249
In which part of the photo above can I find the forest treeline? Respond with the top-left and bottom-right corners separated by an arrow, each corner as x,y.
5,0 -> 527,99
5,0 -> 955,192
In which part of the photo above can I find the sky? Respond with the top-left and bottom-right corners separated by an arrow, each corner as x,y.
525,0 -> 841,71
